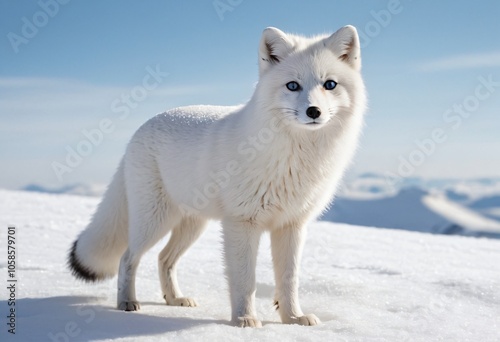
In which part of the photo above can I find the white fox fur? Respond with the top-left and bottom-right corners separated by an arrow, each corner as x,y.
69,25 -> 366,327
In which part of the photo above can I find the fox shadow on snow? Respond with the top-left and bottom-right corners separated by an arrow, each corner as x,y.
2,296 -> 227,341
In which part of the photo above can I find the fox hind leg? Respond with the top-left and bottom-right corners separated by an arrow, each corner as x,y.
117,163 -> 181,311
117,202 -> 180,311
117,248 -> 142,311
158,216 -> 207,307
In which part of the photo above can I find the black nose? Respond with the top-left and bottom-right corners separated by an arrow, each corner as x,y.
306,106 -> 321,119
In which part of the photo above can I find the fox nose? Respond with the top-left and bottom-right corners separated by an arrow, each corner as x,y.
306,106 -> 321,119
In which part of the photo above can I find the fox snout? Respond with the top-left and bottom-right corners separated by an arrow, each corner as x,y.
306,106 -> 321,119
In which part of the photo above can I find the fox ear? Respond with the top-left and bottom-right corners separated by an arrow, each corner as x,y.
259,27 -> 294,75
326,25 -> 361,70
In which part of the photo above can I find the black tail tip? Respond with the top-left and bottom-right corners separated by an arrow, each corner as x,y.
68,240 -> 101,282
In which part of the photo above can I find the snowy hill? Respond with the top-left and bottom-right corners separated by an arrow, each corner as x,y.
323,187 -> 449,233
1,189 -> 499,341
470,195 -> 500,209
322,187 -> 500,238
468,195 -> 500,221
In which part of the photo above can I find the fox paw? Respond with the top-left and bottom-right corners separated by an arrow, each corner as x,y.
284,314 -> 320,326
165,296 -> 197,307
298,314 -> 320,326
237,316 -> 262,328
118,300 -> 140,311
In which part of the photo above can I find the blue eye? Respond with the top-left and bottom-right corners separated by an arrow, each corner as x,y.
324,80 -> 337,90
286,81 -> 300,91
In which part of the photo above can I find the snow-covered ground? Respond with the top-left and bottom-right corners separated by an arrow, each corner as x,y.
1,189 -> 499,341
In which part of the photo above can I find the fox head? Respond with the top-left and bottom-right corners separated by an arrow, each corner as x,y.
256,26 -> 365,131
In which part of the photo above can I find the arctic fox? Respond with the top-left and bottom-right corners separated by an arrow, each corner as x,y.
69,25 -> 366,327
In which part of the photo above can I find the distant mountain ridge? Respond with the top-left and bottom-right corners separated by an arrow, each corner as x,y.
19,175 -> 500,239
22,183 -> 105,197
322,187 -> 500,239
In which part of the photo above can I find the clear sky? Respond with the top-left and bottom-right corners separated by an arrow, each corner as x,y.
1,0 -> 499,190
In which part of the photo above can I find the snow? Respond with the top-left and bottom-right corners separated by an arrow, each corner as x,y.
1,189 -> 500,341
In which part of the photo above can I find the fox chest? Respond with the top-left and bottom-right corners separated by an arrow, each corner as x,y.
224,153 -> 336,227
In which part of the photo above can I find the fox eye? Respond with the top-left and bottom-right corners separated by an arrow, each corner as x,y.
323,80 -> 337,90
286,81 -> 300,91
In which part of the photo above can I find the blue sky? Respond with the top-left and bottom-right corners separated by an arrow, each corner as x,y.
1,0 -> 499,190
